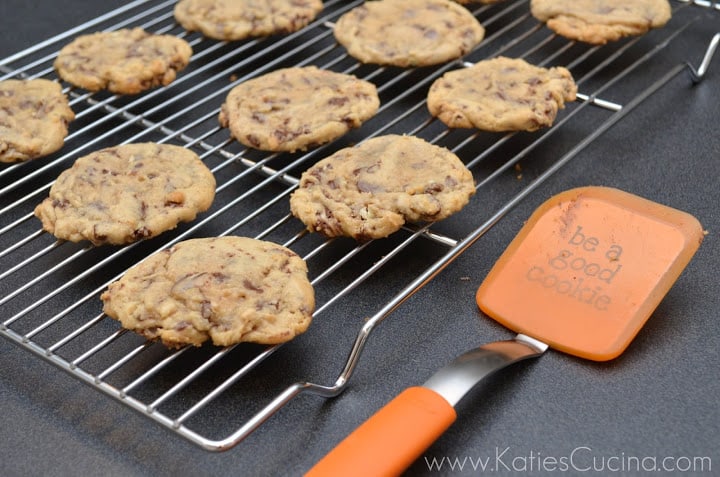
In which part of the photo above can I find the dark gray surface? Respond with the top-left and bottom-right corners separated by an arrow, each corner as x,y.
1,1 -> 718,476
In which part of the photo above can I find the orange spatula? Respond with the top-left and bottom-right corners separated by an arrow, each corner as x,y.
306,186 -> 703,477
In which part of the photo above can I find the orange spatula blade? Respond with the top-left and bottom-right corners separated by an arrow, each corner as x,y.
476,186 -> 703,361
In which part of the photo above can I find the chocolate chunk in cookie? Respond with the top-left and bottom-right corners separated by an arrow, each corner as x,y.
34,143 -> 215,245
174,0 -> 324,41
427,56 -> 577,132
219,66 -> 380,152
0,79 -> 75,163
530,0 -> 672,45
54,28 -> 192,94
334,0 -> 485,67
290,134 -> 475,240
101,236 -> 315,348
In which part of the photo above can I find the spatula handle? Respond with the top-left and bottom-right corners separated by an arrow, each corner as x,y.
306,386 -> 456,477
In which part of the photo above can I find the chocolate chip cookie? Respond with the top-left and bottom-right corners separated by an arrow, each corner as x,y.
453,0 -> 506,4
530,0 -> 672,45
174,0 -> 324,41
0,79 -> 75,163
54,28 -> 192,94
427,56 -> 577,132
219,66 -> 380,152
333,0 -> 485,67
101,236 -> 315,348
34,143 -> 215,245
290,134 -> 475,240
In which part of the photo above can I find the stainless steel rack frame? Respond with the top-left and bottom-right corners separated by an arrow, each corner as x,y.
0,0 -> 717,451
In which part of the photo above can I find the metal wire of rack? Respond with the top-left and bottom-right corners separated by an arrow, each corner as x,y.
0,0 -> 717,451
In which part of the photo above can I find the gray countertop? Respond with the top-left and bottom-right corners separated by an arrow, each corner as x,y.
1,1 -> 718,476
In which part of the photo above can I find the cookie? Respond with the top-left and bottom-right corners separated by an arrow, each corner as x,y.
453,0 -> 506,4
54,28 -> 192,94
333,0 -> 485,67
427,56 -> 577,132
34,143 -> 215,245
0,79 -> 75,163
530,0 -> 672,45
289,134 -> 475,240
219,66 -> 380,152
101,236 -> 315,348
174,0 -> 324,41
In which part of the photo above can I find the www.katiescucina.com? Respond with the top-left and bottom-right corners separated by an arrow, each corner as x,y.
423,447 -> 713,474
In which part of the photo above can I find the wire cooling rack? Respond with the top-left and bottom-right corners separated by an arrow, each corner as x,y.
0,0 -> 718,450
